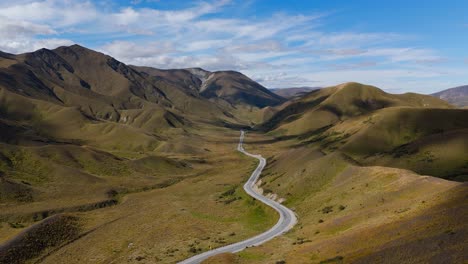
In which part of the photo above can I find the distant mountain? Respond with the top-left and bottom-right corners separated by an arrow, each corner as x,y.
431,85 -> 468,107
270,87 -> 320,99
133,67 -> 286,108
0,44 -> 283,227
0,44 -> 287,150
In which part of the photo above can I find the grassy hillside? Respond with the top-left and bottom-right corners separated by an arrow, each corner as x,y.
257,82 -> 468,181
215,131 -> 467,264
1,44 -> 467,264
0,130 -> 279,264
262,82 -> 452,135
335,108 -> 468,180
0,45 -> 282,263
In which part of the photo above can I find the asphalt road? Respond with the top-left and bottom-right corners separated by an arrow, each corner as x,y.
178,130 -> 297,264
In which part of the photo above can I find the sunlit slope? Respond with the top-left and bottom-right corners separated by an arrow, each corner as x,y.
262,82 -> 452,135
258,82 -> 467,181
336,107 -> 468,180
228,133 -> 467,264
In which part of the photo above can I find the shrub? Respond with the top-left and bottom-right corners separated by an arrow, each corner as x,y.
321,206 -> 333,214
8,222 -> 25,228
319,256 -> 344,264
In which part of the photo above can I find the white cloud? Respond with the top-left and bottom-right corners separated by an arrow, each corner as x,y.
252,72 -> 315,88
0,1 -> 93,53
0,16 -> 56,37
0,38 -> 74,54
223,41 -> 286,53
295,66 -> 468,93
183,39 -> 231,52
100,40 -> 176,60
107,0 -> 232,35
192,14 -> 320,41
327,61 -> 378,70
363,48 -> 442,63
0,0 -> 98,27
316,32 -> 402,46
0,0 -> 465,92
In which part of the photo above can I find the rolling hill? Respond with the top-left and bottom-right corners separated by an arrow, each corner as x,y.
223,83 -> 468,263
259,82 -> 468,181
261,82 -> 453,135
0,45 -> 282,247
0,44 -> 283,148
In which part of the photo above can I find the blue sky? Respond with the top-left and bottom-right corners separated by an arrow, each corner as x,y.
0,0 -> 467,93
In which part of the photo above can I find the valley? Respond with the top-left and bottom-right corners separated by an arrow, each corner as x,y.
0,45 -> 466,264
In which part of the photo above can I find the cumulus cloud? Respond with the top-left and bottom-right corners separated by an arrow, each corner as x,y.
0,0 -> 98,27
100,41 -> 177,60
0,1 -> 93,53
106,0 -> 232,35
0,16 -> 56,38
252,72 -> 315,88
0,0 -> 463,91
0,38 -> 74,54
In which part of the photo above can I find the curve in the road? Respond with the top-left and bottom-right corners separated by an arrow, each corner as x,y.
178,130 -> 297,264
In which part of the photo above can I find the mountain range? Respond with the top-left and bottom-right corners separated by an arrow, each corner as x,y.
0,45 -> 466,264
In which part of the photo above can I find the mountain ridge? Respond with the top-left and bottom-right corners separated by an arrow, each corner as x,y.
431,85 -> 468,107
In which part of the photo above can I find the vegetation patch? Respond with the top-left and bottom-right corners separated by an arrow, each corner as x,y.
292,237 -> 312,245
0,214 -> 82,264
321,206 -> 334,214
0,148 -> 51,184
7,222 -> 25,229
319,255 -> 344,264
216,185 -> 242,205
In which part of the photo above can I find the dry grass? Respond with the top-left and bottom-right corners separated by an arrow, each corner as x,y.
224,133 -> 467,264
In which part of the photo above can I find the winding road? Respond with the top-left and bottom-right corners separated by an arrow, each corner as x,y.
178,130 -> 297,264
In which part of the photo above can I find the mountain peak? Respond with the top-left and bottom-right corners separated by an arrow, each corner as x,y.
186,67 -> 211,82
198,70 -> 285,107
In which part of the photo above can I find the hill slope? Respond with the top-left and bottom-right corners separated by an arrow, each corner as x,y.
197,70 -> 285,107
1,46 -> 467,264
261,82 -> 453,135
0,44 -> 286,221
258,82 -> 468,181
0,45 -> 266,231
431,85 -> 468,107
132,66 -> 286,108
